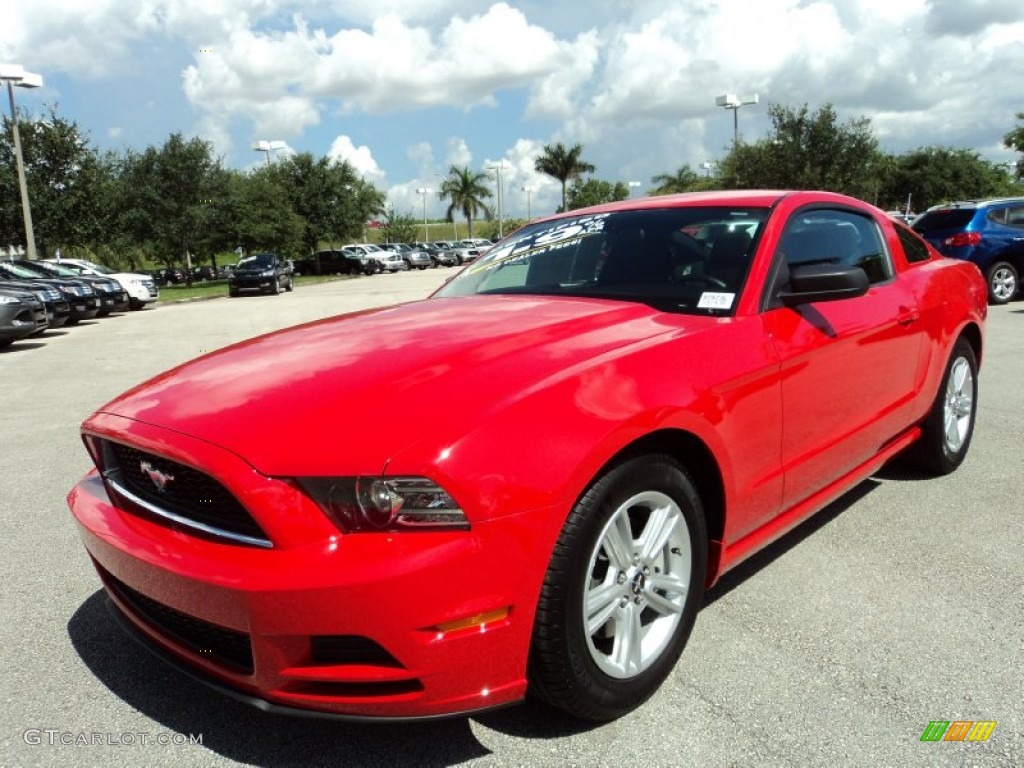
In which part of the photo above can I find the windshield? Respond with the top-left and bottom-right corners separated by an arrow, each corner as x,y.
80,260 -> 114,274
2,263 -> 41,278
42,263 -> 79,277
912,208 -> 976,233
237,254 -> 276,268
436,207 -> 767,315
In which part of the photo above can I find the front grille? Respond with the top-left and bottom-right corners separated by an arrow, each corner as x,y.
100,564 -> 254,673
101,439 -> 271,547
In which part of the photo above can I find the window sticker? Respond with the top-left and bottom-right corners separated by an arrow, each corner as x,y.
697,292 -> 735,310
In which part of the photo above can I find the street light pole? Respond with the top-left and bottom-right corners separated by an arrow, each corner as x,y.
1,64 -> 43,260
627,181 -> 641,197
521,185 -> 532,220
486,163 -> 509,238
252,139 -> 286,164
416,187 -> 431,241
715,93 -> 759,146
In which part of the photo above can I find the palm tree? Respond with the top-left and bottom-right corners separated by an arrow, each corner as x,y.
650,165 -> 702,195
534,142 -> 596,212
439,166 -> 493,237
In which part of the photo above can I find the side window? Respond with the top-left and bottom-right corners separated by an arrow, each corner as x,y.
778,209 -> 893,284
1006,205 -> 1024,230
985,208 -> 1007,225
895,224 -> 931,264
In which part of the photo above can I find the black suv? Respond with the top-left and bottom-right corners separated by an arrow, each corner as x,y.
912,198 -> 1024,304
229,253 -> 294,296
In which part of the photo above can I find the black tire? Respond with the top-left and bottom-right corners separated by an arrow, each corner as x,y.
128,298 -> 141,310
910,337 -> 978,475
285,277 -> 294,292
528,454 -> 707,721
270,278 -> 281,295
985,261 -> 1018,304
228,287 -> 239,297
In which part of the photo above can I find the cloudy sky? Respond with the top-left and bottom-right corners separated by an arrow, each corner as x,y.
3,0 -> 1022,219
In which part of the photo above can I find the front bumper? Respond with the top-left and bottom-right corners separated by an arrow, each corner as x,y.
67,420 -> 551,719
231,276 -> 280,292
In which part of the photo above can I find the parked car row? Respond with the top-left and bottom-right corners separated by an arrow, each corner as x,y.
292,240 -> 492,277
0,258 -> 159,350
150,265 -> 235,285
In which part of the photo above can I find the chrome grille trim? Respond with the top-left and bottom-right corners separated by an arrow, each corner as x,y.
105,474 -> 273,549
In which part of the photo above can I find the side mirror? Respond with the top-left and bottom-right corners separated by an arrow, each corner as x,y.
777,264 -> 869,305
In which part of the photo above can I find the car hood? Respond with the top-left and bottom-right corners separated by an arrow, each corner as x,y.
93,296 -> 689,475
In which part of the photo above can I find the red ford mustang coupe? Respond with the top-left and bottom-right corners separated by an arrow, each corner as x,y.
68,191 -> 986,721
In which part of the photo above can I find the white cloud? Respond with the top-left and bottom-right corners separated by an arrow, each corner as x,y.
327,135 -> 386,185
444,137 -> 472,169
4,0 -> 1024,201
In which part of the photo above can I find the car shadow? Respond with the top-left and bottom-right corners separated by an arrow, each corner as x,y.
67,592 -> 531,765
1,340 -> 48,352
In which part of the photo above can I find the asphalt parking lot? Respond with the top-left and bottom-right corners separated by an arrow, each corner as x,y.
1,271 -> 1021,767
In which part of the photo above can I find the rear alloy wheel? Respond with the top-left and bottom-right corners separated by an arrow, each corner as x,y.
986,261 -> 1017,304
911,337 -> 978,475
529,454 -> 706,721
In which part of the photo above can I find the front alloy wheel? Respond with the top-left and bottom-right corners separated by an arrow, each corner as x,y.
529,454 -> 706,721
583,490 -> 691,679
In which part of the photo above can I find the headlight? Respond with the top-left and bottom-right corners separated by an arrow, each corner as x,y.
0,295 -> 20,305
261,269 -> 276,277
297,476 -> 469,533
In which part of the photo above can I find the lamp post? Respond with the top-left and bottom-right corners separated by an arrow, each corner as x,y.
486,163 -> 510,238
521,185 -> 533,220
715,93 -> 759,146
416,187 -> 431,241
252,139 -> 286,164
627,180 -> 641,197
1,64 -> 43,260
700,161 -> 716,177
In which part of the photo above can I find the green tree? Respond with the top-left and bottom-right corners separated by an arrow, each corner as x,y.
118,133 -> 226,280
380,207 -> 419,245
265,154 -> 384,252
565,178 -> 630,210
534,142 -> 596,212
1004,113 -> 1024,181
649,166 -> 704,195
717,103 -> 882,199
0,108 -> 113,257
438,165 -> 492,237
218,170 -> 304,256
876,147 -> 1015,211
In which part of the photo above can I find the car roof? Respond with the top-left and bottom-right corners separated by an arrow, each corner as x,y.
926,197 -> 1024,210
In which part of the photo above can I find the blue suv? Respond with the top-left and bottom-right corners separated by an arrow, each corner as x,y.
912,198 -> 1024,304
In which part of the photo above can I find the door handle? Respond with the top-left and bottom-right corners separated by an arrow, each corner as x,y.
897,308 -> 920,326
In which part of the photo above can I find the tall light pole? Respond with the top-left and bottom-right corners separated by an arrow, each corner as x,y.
486,163 -> 510,238
1,64 -> 43,260
700,161 -> 716,177
715,93 -> 759,146
521,185 -> 533,220
627,181 -> 641,197
252,139 -> 286,164
416,187 -> 431,241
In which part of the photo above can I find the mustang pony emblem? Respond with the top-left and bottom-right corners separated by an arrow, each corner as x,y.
140,461 -> 175,492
